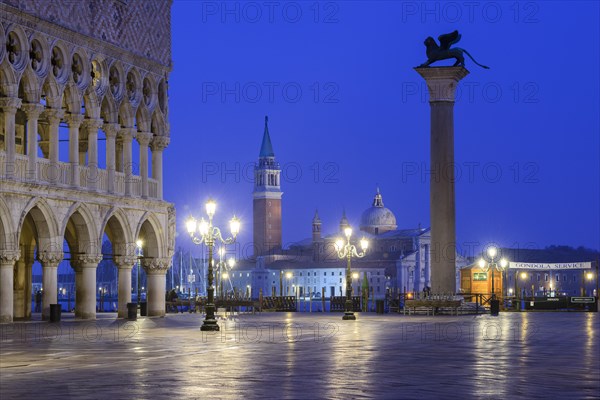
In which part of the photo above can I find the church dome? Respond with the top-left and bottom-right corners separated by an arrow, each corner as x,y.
360,189 -> 397,235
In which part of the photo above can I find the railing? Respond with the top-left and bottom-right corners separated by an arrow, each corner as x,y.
1,151 -> 160,200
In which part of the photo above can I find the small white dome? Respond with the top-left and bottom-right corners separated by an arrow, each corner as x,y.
359,189 -> 397,234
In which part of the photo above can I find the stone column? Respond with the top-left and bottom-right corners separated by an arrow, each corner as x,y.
143,258 -> 170,317
74,254 -> 103,319
415,66 -> 469,294
81,118 -> 103,190
0,97 -> 22,179
136,131 -> 153,198
151,136 -> 170,200
39,251 -> 63,320
103,123 -> 120,194
0,250 -> 20,323
21,103 -> 45,182
43,108 -> 65,184
71,261 -> 83,318
119,127 -> 135,196
114,256 -> 136,318
65,113 -> 84,187
116,138 -> 123,172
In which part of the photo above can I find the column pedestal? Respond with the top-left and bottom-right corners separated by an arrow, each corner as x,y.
415,66 -> 469,295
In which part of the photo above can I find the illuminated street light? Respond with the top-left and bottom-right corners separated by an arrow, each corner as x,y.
186,198 -> 240,331
334,226 -> 368,320
478,246 -> 507,316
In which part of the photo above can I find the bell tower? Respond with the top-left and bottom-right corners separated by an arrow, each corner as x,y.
253,116 -> 282,256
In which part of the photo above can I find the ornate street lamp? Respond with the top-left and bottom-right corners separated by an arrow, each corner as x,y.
334,227 -> 368,320
186,199 -> 240,331
478,246 -> 507,316
135,239 -> 143,308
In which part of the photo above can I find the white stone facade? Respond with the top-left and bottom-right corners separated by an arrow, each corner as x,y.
0,1 -> 174,322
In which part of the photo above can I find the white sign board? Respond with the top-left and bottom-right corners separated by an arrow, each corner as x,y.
509,262 -> 592,270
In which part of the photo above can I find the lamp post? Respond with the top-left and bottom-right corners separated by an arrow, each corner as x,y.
352,272 -> 359,300
478,246 -> 507,316
186,198 -> 240,331
334,227 -> 368,320
135,239 -> 143,308
285,272 -> 292,295
585,272 -> 594,296
519,271 -> 528,311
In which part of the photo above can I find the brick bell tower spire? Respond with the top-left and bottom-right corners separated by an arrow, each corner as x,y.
253,116 -> 283,256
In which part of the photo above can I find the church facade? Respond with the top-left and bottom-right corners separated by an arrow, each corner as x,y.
0,0 -> 175,322
226,119 -> 467,300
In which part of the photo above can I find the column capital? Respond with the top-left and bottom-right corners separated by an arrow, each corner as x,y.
136,131 -> 153,147
81,118 -> 104,132
113,255 -> 138,268
43,108 -> 65,125
118,127 -> 136,141
38,251 -> 64,267
103,123 -> 121,139
0,97 -> 22,112
0,250 -> 21,263
65,113 -> 85,128
21,103 -> 46,119
74,253 -> 103,266
142,257 -> 171,274
151,135 -> 170,151
414,66 -> 470,102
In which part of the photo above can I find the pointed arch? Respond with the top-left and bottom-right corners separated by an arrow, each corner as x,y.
83,87 -> 101,119
100,207 -> 133,256
63,82 -> 82,114
17,197 -> 60,253
100,95 -> 118,124
119,101 -> 135,128
135,212 -> 164,259
151,109 -> 166,137
135,105 -> 151,132
60,202 -> 100,255
18,68 -> 42,103
42,74 -> 64,109
0,60 -> 18,97
0,196 -> 16,250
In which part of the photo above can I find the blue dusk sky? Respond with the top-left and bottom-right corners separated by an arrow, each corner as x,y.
165,1 -> 599,258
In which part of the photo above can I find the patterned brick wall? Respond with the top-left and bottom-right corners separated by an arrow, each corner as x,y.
1,0 -> 171,67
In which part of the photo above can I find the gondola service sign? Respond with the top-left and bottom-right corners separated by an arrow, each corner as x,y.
509,262 -> 592,270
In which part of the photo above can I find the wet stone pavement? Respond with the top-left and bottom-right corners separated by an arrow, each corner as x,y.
0,312 -> 599,399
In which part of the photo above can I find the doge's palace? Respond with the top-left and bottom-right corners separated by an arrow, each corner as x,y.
0,0 -> 174,321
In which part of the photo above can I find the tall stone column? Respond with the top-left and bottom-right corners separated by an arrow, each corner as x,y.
119,127 -> 135,196
415,66 -> 469,294
136,131 -> 153,198
43,108 -> 65,184
151,136 -> 170,200
21,103 -> 45,181
74,254 -> 102,319
143,258 -> 170,317
0,97 -> 22,179
39,252 -> 63,320
0,250 -> 20,323
81,118 -> 103,190
71,261 -> 83,318
114,256 -> 136,318
103,123 -> 120,194
116,138 -> 123,172
65,113 -> 84,187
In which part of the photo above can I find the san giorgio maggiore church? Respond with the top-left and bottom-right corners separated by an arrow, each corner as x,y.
227,118 -> 468,299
